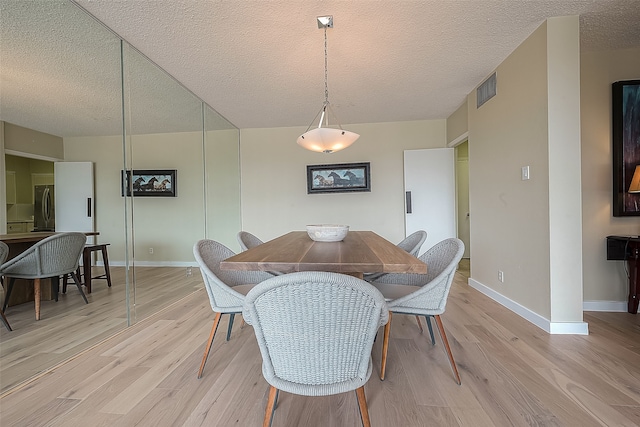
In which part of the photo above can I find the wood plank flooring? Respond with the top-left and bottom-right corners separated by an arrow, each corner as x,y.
2,260 -> 640,426
0,266 -> 202,393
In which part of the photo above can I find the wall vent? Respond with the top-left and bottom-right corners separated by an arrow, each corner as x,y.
477,72 -> 496,108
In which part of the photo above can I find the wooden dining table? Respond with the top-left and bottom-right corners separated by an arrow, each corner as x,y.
220,231 -> 427,278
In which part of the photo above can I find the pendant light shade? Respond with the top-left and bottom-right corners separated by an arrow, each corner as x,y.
297,16 -> 359,154
297,127 -> 360,154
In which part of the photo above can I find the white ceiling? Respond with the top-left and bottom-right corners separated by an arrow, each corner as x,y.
2,1 -> 640,137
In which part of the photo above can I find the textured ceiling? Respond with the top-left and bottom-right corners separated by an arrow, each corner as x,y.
2,0 -> 640,138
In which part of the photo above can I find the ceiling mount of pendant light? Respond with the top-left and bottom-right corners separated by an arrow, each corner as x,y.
297,15 -> 360,154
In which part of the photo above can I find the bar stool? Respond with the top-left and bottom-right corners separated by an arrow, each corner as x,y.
64,243 -> 112,294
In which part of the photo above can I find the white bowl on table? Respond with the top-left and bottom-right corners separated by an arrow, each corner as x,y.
306,224 -> 349,242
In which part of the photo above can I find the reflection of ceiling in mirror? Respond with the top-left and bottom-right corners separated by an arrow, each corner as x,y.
0,1 -> 235,139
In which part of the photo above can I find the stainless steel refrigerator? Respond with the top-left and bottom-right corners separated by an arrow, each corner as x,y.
34,185 -> 55,231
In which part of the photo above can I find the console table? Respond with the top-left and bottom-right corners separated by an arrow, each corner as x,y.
606,236 -> 640,314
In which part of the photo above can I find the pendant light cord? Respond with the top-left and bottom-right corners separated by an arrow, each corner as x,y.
324,25 -> 329,107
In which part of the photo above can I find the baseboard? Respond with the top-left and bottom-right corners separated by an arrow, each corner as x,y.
583,300 -> 628,312
100,261 -> 198,268
468,278 -> 589,335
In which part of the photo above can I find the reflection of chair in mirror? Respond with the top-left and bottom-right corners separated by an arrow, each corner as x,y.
364,230 -> 427,282
243,271 -> 389,427
0,241 -> 11,331
193,239 -> 274,379
371,238 -> 464,384
1,232 -> 88,321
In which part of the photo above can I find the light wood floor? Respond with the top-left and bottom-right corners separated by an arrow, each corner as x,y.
0,266 -> 202,393
1,260 -> 640,426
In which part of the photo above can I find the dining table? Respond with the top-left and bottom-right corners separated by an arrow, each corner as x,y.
220,230 -> 427,279
0,231 -> 99,306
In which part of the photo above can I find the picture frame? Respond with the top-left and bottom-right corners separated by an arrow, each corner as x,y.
307,162 -> 371,194
612,80 -> 640,216
122,169 -> 177,197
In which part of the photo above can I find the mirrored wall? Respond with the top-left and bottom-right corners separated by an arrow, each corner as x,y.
0,0 -> 240,393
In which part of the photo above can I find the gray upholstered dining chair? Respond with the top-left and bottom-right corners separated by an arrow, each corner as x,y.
363,230 -> 427,282
237,231 -> 284,276
370,238 -> 464,384
0,232 -> 88,321
0,241 -> 11,331
237,230 -> 265,251
243,271 -> 389,427
193,239 -> 274,379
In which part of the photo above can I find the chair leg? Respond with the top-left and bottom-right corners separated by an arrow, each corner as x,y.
227,313 -> 235,341
3,278 -> 15,312
415,315 -> 423,333
434,315 -> 461,385
34,278 -> 41,320
198,312 -> 222,379
0,307 -> 11,331
53,277 -> 59,302
263,385 -> 278,427
102,246 -> 112,288
424,315 -> 435,345
380,312 -> 392,380
83,247 -> 92,294
70,271 -> 89,304
355,386 -> 371,427
63,269 -> 80,294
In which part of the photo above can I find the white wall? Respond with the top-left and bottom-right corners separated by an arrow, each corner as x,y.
205,128 -> 242,251
239,120 -> 447,244
64,131 -> 206,264
546,16 -> 583,324
581,47 -> 640,306
468,21 -> 552,319
466,17 -> 586,332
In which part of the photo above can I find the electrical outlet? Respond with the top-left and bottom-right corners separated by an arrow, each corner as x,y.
521,166 -> 530,180
149,247 -> 154,254
498,270 -> 504,283
186,266 -> 192,276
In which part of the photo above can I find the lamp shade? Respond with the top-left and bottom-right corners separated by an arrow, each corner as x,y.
296,127 -> 360,154
629,165 -> 640,193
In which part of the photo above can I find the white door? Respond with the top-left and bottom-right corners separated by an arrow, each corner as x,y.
54,162 -> 94,236
404,148 -> 456,254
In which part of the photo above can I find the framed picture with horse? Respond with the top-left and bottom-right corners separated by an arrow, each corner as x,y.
307,162 -> 370,194
122,169 -> 177,197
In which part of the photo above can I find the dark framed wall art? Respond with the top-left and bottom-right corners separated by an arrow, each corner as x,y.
307,162 -> 371,194
122,169 -> 177,197
612,80 -> 640,216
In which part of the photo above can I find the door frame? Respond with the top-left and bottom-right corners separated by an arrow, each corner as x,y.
448,132 -> 470,259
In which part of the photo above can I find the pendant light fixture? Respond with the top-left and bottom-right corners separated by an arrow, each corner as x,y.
297,15 -> 359,154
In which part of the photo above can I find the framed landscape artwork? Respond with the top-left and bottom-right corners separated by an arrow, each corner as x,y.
612,80 -> 640,216
307,162 -> 371,194
122,169 -> 177,197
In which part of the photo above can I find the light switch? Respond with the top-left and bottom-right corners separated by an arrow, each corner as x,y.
521,166 -> 530,180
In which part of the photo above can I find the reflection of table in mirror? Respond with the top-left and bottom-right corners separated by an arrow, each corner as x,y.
606,236 -> 640,314
0,232 -> 99,306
